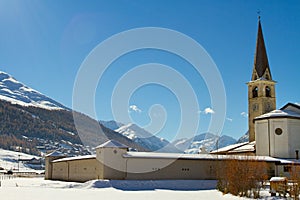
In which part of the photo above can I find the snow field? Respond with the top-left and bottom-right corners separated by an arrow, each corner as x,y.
0,177 -> 284,200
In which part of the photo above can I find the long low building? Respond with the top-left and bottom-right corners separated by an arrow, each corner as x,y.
45,140 -> 297,182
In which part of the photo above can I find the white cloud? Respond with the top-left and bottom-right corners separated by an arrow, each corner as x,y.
241,112 -> 248,118
129,105 -> 142,113
204,107 -> 215,114
226,117 -> 233,122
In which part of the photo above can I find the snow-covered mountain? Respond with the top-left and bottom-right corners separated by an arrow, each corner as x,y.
237,131 -> 249,143
0,71 -> 67,110
0,71 -> 148,155
114,123 -> 181,153
99,120 -> 124,131
172,133 -> 237,154
100,121 -> 237,154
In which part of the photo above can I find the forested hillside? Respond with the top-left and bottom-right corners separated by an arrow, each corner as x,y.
0,100 -> 147,155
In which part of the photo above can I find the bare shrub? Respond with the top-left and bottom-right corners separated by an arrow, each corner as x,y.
289,164 -> 300,200
217,156 -> 268,198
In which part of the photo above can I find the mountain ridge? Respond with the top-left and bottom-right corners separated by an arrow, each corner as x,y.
0,71 -> 67,110
100,120 -> 237,154
0,71 -> 148,155
0,70 -> 239,155
172,132 -> 237,154
114,123 -> 181,153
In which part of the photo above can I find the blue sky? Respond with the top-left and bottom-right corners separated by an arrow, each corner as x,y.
0,0 -> 299,141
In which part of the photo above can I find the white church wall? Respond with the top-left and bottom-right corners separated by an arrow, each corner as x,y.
256,120 -> 269,156
255,117 -> 300,159
288,119 -> 300,159
270,119 -> 288,158
255,118 -> 290,158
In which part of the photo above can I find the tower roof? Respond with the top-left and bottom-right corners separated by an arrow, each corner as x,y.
252,18 -> 272,80
45,150 -> 65,157
96,140 -> 128,149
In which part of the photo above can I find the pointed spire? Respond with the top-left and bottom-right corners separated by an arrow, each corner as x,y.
252,17 -> 272,80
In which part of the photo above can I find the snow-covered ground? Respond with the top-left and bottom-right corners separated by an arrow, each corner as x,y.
0,148 -> 286,200
0,177 -> 285,200
0,148 -> 40,172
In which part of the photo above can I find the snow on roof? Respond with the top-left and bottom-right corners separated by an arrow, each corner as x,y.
52,155 -> 96,163
210,142 -> 249,154
96,140 -> 128,149
255,103 -> 300,120
50,149 -> 299,165
229,141 -> 255,153
270,177 -> 287,182
255,109 -> 300,120
274,158 -> 300,165
123,151 -> 280,162
45,150 -> 65,157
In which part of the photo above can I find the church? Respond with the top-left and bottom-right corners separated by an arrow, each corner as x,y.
211,18 -> 300,158
45,18 -> 300,182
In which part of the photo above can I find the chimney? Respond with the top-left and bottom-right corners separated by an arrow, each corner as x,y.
296,150 -> 299,160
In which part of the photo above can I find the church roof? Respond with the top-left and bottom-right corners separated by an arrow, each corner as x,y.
255,103 -> 300,120
252,18 -> 272,80
280,102 -> 300,111
96,140 -> 128,149
229,141 -> 256,153
210,141 -> 255,154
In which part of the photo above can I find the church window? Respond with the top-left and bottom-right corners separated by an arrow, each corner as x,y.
266,86 -> 271,97
275,128 -> 283,135
252,87 -> 258,98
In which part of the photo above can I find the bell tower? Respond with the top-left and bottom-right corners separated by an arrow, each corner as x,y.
247,17 -> 276,142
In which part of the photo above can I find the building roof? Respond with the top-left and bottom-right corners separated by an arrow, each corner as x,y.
280,102 -> 300,112
96,140 -> 128,149
255,103 -> 300,120
45,150 -> 65,157
51,149 -> 300,165
123,151 -> 280,162
210,141 -> 255,154
210,142 -> 248,154
229,142 -> 255,153
252,18 -> 272,81
52,155 -> 96,163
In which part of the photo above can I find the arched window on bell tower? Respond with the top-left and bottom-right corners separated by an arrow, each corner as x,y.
252,87 -> 258,98
265,86 -> 271,97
